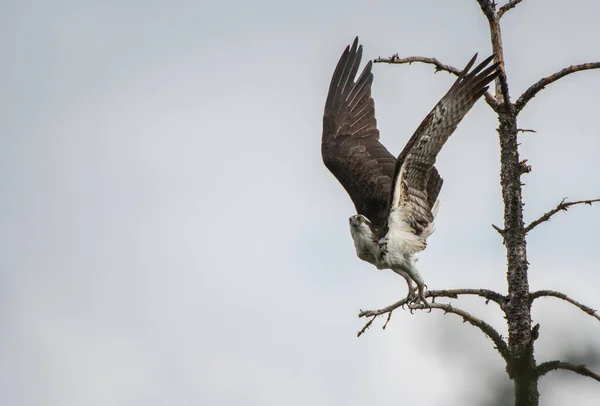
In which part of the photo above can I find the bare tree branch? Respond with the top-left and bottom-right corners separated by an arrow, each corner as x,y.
359,300 -> 510,363
530,290 -> 600,322
412,303 -> 510,362
374,54 -> 499,109
474,0 -> 511,107
489,22 -> 509,105
357,288 -> 506,317
359,297 -> 410,318
515,62 -> 600,112
428,288 -> 507,306
498,0 -> 525,18
537,361 -> 600,382
475,0 -> 496,22
374,55 -> 461,74
525,198 -> 600,233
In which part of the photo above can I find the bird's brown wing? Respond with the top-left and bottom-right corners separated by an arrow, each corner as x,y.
389,54 -> 501,234
321,37 -> 397,229
322,38 -> 447,231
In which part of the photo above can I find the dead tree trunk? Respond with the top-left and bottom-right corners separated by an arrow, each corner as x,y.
498,103 -> 538,405
475,2 -> 539,401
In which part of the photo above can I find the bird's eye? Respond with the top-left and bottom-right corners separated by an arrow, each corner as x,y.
359,217 -> 364,223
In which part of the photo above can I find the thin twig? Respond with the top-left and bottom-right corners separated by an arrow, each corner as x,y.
530,290 -> 600,322
357,315 -> 376,337
498,0 -> 524,18
515,62 -> 600,112
517,129 -> 536,134
525,198 -> 600,233
382,310 -> 393,330
518,159 -> 531,174
374,55 -> 461,74
492,224 -> 505,236
374,54 -> 499,109
360,301 -> 510,363
537,361 -> 600,382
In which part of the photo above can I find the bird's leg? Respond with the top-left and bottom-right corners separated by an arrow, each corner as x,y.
403,277 -> 419,305
392,268 -> 418,306
405,264 -> 429,308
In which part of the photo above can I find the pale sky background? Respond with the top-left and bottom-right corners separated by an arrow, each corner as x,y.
1,1 -> 599,405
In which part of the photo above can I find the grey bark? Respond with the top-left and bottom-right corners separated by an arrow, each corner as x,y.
497,104 -> 539,405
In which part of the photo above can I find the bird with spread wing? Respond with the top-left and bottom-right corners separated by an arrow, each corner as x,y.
322,37 -> 500,306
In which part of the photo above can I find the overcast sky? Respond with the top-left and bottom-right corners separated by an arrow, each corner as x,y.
1,1 -> 599,405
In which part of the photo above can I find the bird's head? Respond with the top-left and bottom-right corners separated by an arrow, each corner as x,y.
349,214 -> 371,229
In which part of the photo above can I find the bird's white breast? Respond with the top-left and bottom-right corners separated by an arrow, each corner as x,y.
379,206 -> 426,269
349,224 -> 381,267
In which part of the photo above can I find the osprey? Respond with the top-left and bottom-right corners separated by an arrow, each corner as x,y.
322,38 -> 500,306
